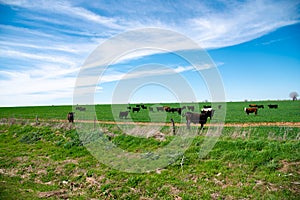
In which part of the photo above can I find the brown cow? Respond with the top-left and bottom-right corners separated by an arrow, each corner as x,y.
249,104 -> 257,107
249,104 -> 264,108
244,107 -> 258,115
163,106 -> 171,111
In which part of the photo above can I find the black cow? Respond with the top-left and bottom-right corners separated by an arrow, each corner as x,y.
185,111 -> 210,129
67,112 -> 74,123
76,106 -> 86,111
132,107 -> 141,113
203,105 -> 211,108
176,107 -> 186,115
201,108 -> 215,119
141,105 -> 147,109
268,104 -> 278,109
167,107 -> 184,115
119,111 -> 129,119
257,105 -> 264,109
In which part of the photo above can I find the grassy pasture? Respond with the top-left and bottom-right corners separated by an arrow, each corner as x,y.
0,100 -> 299,123
0,124 -> 299,199
0,100 -> 299,199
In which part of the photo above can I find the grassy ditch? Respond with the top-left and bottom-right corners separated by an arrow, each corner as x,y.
0,124 -> 299,199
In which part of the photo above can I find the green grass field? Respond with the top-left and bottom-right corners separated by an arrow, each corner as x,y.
0,100 -> 299,123
0,100 -> 299,199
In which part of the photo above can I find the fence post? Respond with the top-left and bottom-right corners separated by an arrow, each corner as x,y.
170,118 -> 175,135
94,115 -> 96,131
36,115 -> 39,125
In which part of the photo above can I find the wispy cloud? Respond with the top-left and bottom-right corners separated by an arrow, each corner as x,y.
0,0 -> 299,105
76,64 -> 198,90
0,69 -> 75,106
2,50 -> 78,66
183,0 -> 300,48
3,1 -> 299,48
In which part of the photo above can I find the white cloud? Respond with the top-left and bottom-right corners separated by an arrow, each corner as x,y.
0,68 -> 76,106
2,0 -> 299,49
76,65 -> 196,89
110,49 -> 165,65
183,0 -> 300,48
1,0 -> 299,106
1,0 -> 124,30
2,50 -> 77,66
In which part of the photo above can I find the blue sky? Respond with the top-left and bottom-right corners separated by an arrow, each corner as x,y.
0,0 -> 299,106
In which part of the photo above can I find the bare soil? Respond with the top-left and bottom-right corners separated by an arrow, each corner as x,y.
2,118 -> 300,127
71,120 -> 300,127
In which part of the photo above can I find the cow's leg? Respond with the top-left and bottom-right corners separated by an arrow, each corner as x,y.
186,120 -> 191,130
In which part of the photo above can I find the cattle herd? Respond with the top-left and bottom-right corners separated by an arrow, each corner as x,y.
67,103 -> 279,129
244,104 -> 278,115
118,104 -> 218,129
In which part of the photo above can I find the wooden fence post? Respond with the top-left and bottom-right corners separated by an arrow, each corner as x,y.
36,115 -> 39,125
94,115 -> 96,131
170,118 -> 175,135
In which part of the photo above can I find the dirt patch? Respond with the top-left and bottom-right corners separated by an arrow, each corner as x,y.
225,122 -> 300,128
125,126 -> 168,141
2,118 -> 300,128
278,160 -> 300,174
38,189 -> 68,198
95,121 -> 300,128
0,168 -> 19,177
